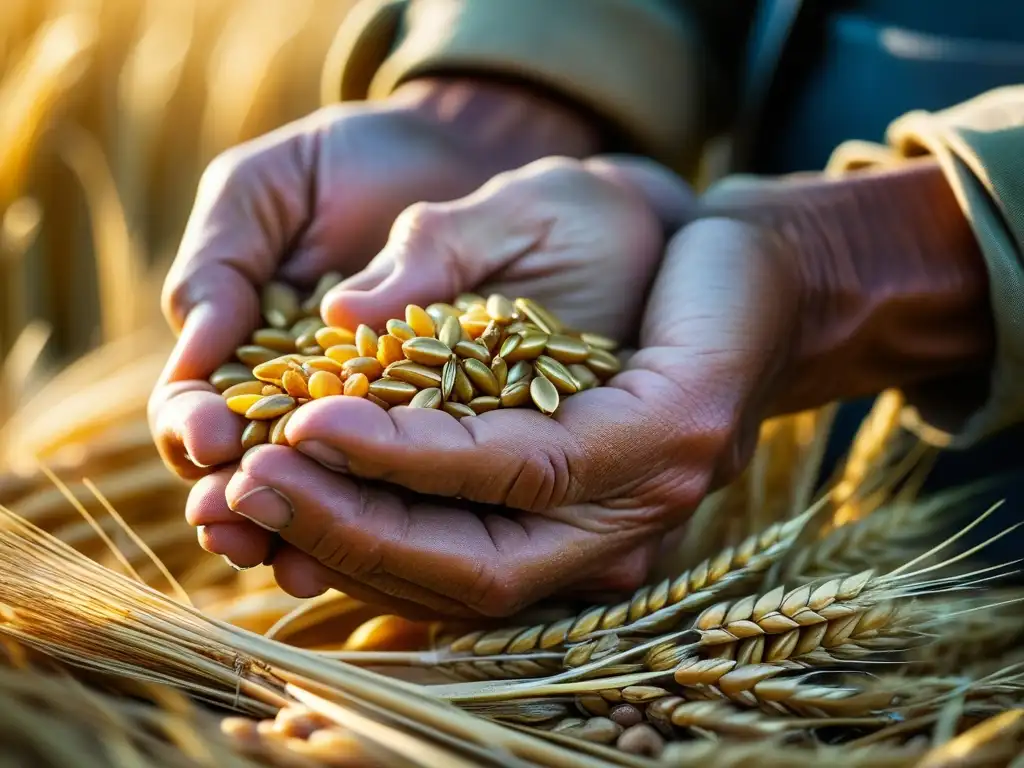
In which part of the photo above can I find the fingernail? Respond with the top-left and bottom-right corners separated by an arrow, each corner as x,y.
229,486 -> 293,531
296,440 -> 349,472
222,555 -> 253,572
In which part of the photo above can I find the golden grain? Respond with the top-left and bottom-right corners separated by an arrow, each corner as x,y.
302,357 -> 344,376
222,381 -> 265,399
459,310 -> 491,338
244,394 -> 296,420
342,357 -> 383,380
443,402 -> 477,418
368,378 -> 418,405
235,345 -> 279,367
463,358 -> 501,397
324,344 -> 360,365
545,334 -> 590,364
355,325 -> 379,358
315,327 -> 356,349
252,359 -> 290,383
455,293 -> 485,311
241,420 -> 270,451
410,388 -> 442,409
261,384 -> 283,396
376,334 -> 405,367
388,362 -> 443,389
226,393 -> 263,415
515,297 -> 561,334
500,380 -> 531,408
586,348 -> 621,378
281,369 -> 309,399
385,319 -> 416,342
251,328 -> 296,353
486,293 -> 516,323
403,337 -> 453,366
530,376 -> 560,415
343,373 -> 369,398
403,304 -> 435,338
468,396 -> 501,414
504,331 -> 548,363
535,355 -> 579,394
308,370 -> 343,399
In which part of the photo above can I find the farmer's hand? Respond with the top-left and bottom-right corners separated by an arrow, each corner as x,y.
149,77 -> 600,481
186,156 -> 693,603
207,158 -> 993,619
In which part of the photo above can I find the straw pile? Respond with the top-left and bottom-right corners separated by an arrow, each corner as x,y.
4,2 -> 1024,766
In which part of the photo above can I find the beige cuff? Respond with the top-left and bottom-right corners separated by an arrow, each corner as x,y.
325,0 -> 708,174
828,86 -> 1024,448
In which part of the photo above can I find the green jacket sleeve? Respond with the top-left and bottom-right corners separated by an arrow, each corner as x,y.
828,86 -> 1024,449
320,0 -> 750,176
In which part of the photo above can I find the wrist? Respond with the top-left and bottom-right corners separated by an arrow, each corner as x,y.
766,160 -> 995,414
388,76 -> 603,173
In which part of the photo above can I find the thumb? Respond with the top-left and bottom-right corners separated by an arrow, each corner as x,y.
318,158 -> 578,331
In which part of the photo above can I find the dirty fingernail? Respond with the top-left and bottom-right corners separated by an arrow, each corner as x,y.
296,440 -> 349,472
230,486 -> 293,531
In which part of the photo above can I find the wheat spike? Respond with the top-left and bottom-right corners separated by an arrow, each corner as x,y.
658,740 -> 924,767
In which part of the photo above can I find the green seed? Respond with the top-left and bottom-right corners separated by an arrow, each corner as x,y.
535,355 -> 579,394
468,396 -> 501,414
453,365 -> 474,403
569,364 -> 599,391
507,360 -> 533,386
443,402 -> 476,419
545,334 -> 590,364
586,348 -> 622,379
387,361 -> 443,389
514,297 -> 561,334
454,293 -> 485,312
442,358 -> 457,401
486,293 -> 516,323
454,340 -> 491,364
504,331 -> 548,363
463,358 -> 501,397
236,345 -> 280,367
386,319 -> 417,341
500,380 -> 531,408
241,420 -> 270,450
402,337 -> 453,366
368,378 -> 418,405
252,328 -> 297,353
210,363 -> 257,391
530,376 -> 560,415
438,316 -> 462,349
245,394 -> 296,420
491,356 -> 508,390
261,281 -> 301,329
581,332 -> 618,352
410,387 -> 442,409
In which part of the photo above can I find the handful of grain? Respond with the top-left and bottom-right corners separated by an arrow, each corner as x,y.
208,275 -> 622,450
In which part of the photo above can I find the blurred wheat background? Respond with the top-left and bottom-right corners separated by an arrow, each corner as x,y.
0,0 -> 356,617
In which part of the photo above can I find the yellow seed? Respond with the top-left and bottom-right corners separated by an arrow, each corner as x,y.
507,360 -> 534,386
453,365 -> 474,403
262,384 -> 283,396
387,362 -> 443,389
385,319 -> 417,341
301,271 -> 344,314
281,369 -> 310,399
405,304 -> 435,338
226,394 -> 263,415
438,316 -> 462,349
442,358 -> 457,400
298,345 -> 322,356
410,387 -> 442,409
530,376 -> 560,415
504,331 -> 548,363
468,396 -> 501,414
402,337 -> 452,366
454,293 -> 485,311
459,310 -> 491,338
377,334 -> 405,367
261,281 -> 301,328
342,356 -> 384,380
454,340 -> 491,364
535,355 -> 579,394
270,409 -> 296,445
302,357 -> 344,376
368,378 -> 418,405
479,320 -> 503,353
443,401 -> 476,419
222,381 -> 264,399
344,372 -> 369,398
463,358 -> 501,397
309,370 -> 343,399
491,356 -> 508,390
514,297 -> 561,334
245,394 -> 296,420
569,364 -> 599,391
581,332 -> 618,352
355,325 -> 379,358
252,359 -> 290,383
426,303 -> 462,327
486,293 -> 516,323
252,328 -> 297,353
241,420 -> 270,451
316,327 -> 356,348
366,393 -> 391,410
587,348 -> 622,379
499,334 -> 522,359
325,344 -> 360,365
210,363 -> 256,391
500,380 -> 531,407
545,334 -> 590,364
236,345 -> 279,367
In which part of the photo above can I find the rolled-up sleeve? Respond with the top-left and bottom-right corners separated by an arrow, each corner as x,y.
321,0 -> 721,174
829,86 -> 1024,448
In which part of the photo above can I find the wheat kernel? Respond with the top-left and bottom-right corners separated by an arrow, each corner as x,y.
316,327 -> 356,348
441,358 -> 457,400
241,420 -> 270,451
617,724 -> 663,757
387,362 -> 443,389
426,302 -> 462,326
324,344 -> 360,365
586,348 -> 621,378
252,359 -> 289,383
581,332 -> 617,351
499,334 -> 522,359
245,394 -> 296,420
499,380 -> 531,407
530,377 -> 559,415
468,396 -> 500,414
261,384 -> 283,396
410,387 -> 442,409
515,297 -> 562,334
252,328 -> 296,353
293,330 -> 320,352
270,409 -> 295,445
222,381 -> 264,399
491,356 -> 508,390
281,370 -> 309,399
368,378 -> 418,405
453,365 -> 474,402
343,373 -> 369,398
545,334 -> 590,364
377,334 -> 405,367
302,357 -> 344,376
438,316 -> 462,349
459,311 -> 491,338
479,320 -> 503,353
291,316 -> 324,338
504,331 -> 548,363
405,304 -> 435,338
454,293 -> 485,311
486,293 -> 516,323
385,319 -> 416,341
569,364 -> 599,391
342,356 -> 383,380
454,340 -> 491,364
443,402 -> 476,419
463,359 -> 500,397
402,337 -> 452,366
261,281 -> 301,328
227,394 -> 263,415
535,355 -> 579,394
355,325 -> 379,358
507,360 -> 533,386
236,345 -> 279,367
210,363 -> 257,391
366,393 -> 391,410
308,370 -> 343,399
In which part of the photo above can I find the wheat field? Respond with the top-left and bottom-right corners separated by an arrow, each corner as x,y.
2,2 -> 1023,766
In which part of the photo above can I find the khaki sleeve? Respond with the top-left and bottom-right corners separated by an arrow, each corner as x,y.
321,0 -> 717,175
828,86 -> 1024,449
